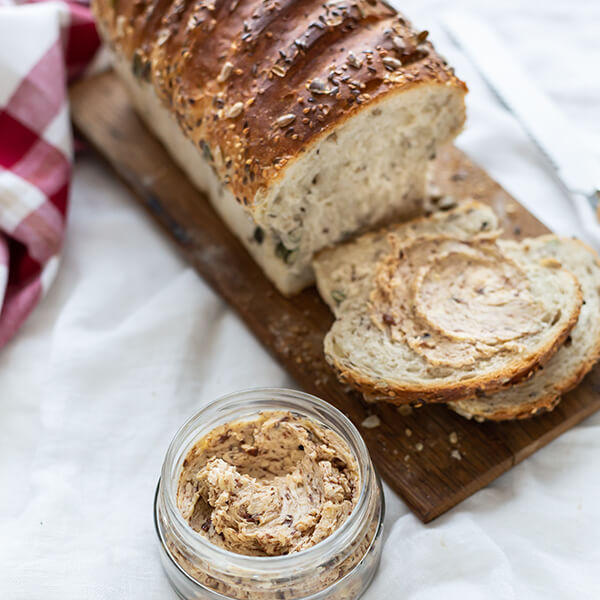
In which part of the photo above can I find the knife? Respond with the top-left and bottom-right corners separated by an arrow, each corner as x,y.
442,12 -> 600,242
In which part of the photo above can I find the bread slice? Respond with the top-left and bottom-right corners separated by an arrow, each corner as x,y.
448,236 -> 600,420
315,201 -> 500,315
313,203 -> 582,404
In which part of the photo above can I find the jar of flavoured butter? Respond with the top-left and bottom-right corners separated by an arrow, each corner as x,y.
154,388 -> 384,600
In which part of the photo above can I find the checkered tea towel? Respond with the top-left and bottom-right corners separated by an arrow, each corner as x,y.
0,0 -> 100,347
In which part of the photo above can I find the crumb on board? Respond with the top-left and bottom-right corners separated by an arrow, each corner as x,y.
403,454 -> 410,462
415,442 -> 424,452
405,427 -> 412,437
361,414 -> 381,429
397,405 -> 412,416
449,432 -> 458,445
451,449 -> 462,461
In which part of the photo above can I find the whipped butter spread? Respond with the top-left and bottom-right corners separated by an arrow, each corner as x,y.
370,234 -> 546,367
177,411 -> 360,556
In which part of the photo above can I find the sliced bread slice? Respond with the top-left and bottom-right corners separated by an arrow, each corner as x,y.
313,204 -> 583,404
314,201 -> 501,315
448,236 -> 600,420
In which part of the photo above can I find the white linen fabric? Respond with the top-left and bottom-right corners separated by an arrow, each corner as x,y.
1,1 -> 599,598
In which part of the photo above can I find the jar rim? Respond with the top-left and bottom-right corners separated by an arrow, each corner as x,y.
158,387 -> 375,574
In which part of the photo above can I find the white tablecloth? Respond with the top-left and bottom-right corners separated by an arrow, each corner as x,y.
2,1 -> 599,598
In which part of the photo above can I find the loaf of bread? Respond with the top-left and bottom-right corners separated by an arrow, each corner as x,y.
313,202 -> 583,404
92,0 -> 467,294
448,236 -> 600,420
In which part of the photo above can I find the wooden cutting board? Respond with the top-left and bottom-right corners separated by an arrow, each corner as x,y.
69,71 -> 600,523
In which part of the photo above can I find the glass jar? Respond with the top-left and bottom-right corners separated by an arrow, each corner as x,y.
154,387 -> 384,600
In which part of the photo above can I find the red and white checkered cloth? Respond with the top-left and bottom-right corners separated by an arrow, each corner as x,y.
0,0 -> 100,347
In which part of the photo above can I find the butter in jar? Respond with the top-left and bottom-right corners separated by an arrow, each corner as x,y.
154,388 -> 385,600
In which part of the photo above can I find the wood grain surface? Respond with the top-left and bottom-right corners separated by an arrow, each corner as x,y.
69,71 -> 600,523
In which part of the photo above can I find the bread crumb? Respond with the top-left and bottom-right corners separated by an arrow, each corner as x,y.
392,449 -> 398,455
451,449 -> 462,461
403,454 -> 410,462
449,432 -> 458,445
397,405 -> 412,416
505,202 -> 518,215
405,427 -> 412,437
415,442 -> 424,451
361,415 -> 381,429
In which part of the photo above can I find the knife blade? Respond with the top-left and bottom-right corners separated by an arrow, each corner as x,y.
442,12 -> 600,240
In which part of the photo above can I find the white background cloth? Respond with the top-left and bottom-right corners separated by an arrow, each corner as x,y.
1,1 -> 600,598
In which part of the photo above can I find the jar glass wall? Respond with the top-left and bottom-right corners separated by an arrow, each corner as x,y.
154,388 -> 384,600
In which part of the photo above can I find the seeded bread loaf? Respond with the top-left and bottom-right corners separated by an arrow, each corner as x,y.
312,203 -> 582,404
91,0 -> 467,295
448,236 -> 600,420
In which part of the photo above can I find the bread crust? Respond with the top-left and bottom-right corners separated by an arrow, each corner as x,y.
449,395 -> 562,421
324,252 -> 583,405
92,0 -> 466,208
447,236 -> 600,420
